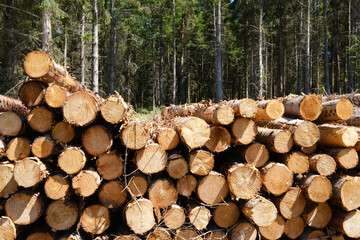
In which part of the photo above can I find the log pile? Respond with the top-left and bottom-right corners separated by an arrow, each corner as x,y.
0,51 -> 360,239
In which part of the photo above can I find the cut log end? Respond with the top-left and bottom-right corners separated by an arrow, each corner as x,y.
120,121 -> 149,150
333,176 -> 360,211
205,125 -> 231,152
331,209 -> 360,238
336,98 -> 354,120
100,95 -> 128,124
205,231 -> 228,240
242,196 -> 278,227
128,175 -> 148,197
80,204 -> 110,235
166,154 -> 188,179
319,125 -> 358,147
285,151 -> 309,174
98,180 -> 127,209
188,206 -> 211,230
27,106 -> 53,133
44,174 -> 70,200
18,81 -> 45,108
136,144 -> 167,174
293,120 -> 320,147
6,137 -> 31,161
0,163 -> 18,198
299,94 -> 323,121
309,154 -> 336,176
174,229 -> 200,240
189,150 -> 214,176
125,199 -> 155,235
284,217 -> 305,239
277,187 -> 306,219
261,162 -> 293,195
305,175 -> 332,203
244,142 -> 269,168
157,128 -> 180,150
176,117 -> 210,149
14,157 -> 48,188
148,179 -> 177,209
0,112 -> 23,137
31,136 -> 54,158
259,214 -> 285,240
177,174 -> 197,198
96,152 -> 123,180
256,127 -> 293,153
213,202 -> 239,228
230,222 -> 257,240
26,233 -> 54,240
51,122 -> 75,143
0,216 -> 16,240
163,205 -> 185,229
303,202 -> 332,229
82,125 -> 112,156
58,147 -> 86,175
45,84 -> 67,108
24,51 -> 51,78
231,98 -> 257,118
214,104 -> 235,125
46,200 -> 78,231
146,228 -> 171,240
231,118 -> 257,145
257,99 -> 285,120
197,171 -> 229,205
72,169 -> 101,197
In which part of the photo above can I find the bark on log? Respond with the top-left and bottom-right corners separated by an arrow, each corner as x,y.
44,174 -> 69,200
302,201 -> 332,229
120,121 -> 149,150
45,200 -> 78,231
44,83 -> 67,108
0,112 -> 24,137
148,179 -> 177,209
230,118 -> 257,145
128,175 -> 148,197
283,151 -> 309,174
58,147 -> 86,175
332,176 -> 360,211
308,154 -> 336,176
80,204 -> 110,235
0,94 -> 29,116
163,204 -> 185,229
135,143 -> 167,175
176,174 -> 197,198
173,117 -> 210,149
330,208 -> 360,238
6,137 -> 31,161
100,94 -> 129,124
205,126 -> 231,152
324,148 -> 358,170
283,94 -> 322,121
197,171 -> 229,205
156,127 -> 180,150
258,214 -> 285,240
318,125 -> 358,147
254,99 -> 284,121
188,205 -> 211,230
256,127 -> 293,153
27,106 -> 53,133
0,163 -> 18,198
31,136 -> 54,159
276,187 -> 306,219
125,198 -> 155,235
72,169 -> 101,197
230,222 -> 257,240
300,173 -> 332,203
14,157 -> 48,188
51,121 -> 75,143
98,180 -> 127,209
318,98 -> 354,122
261,162 -> 293,195
242,196 -> 278,227
0,216 -> 16,240
82,125 -> 112,156
146,228 -> 171,240
174,229 -> 201,240
228,98 -> 257,118
166,154 -> 188,179
213,202 -> 239,228
188,150 -> 214,176
96,152 -> 123,180
284,217 -> 305,239
18,81 -> 45,108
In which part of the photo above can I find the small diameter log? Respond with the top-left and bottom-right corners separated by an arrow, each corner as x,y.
302,201 -> 332,229
324,148 -> 358,170
240,142 -> 269,168
163,205 -> 185,229
6,137 -> 31,161
44,84 -> 67,108
283,151 -> 309,174
300,173 -> 332,203
72,169 -> 101,197
0,163 -> 18,198
27,106 -> 53,133
205,126 -> 231,153
80,204 -> 110,235
58,147 -> 86,175
146,228 -> 171,240
125,198 -> 155,235
173,117 -> 210,149
82,125 -> 112,157
14,157 -> 48,188
261,162 -> 293,195
31,136 -> 54,158
254,99 -> 285,121
227,163 -> 262,200
46,200 -> 78,231
205,231 -> 228,240
308,154 -> 336,176
98,180 -> 127,209
26,233 -> 53,240
213,202 -> 240,228
283,94 -> 322,121
194,104 -> 235,125
5,192 -> 43,225
330,208 -> 360,238
332,176 -> 360,211
0,94 -> 29,116
230,222 -> 257,240
276,187 -> 306,220
100,94 -> 128,124
0,112 -> 24,136
301,144 -> 317,154
229,98 -> 257,118
256,127 -> 293,153
167,154 -> 188,179
242,196 -> 278,227
18,80 -> 45,108
188,205 -> 211,230
258,214 -> 285,240
284,217 -> 305,239
51,121 -> 75,143
0,216 -> 16,240
148,179 -> 177,209
128,175 -> 148,197
230,118 -> 257,145
174,229 -> 200,240
96,152 -> 123,180
318,98 -> 354,122
197,171 -> 229,205
44,174 -> 70,200
156,127 -> 180,150
318,125 -> 358,147
120,121 -> 149,150
177,174 -> 197,197
135,143 -> 167,174
188,150 -> 214,176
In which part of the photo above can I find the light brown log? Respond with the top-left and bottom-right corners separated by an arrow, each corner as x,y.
135,143 -> 167,174
240,142 -> 269,168
194,104 -> 234,125
148,179 -> 177,209
120,121 -> 149,150
256,127 -> 293,153
318,98 -> 354,122
242,196 -> 278,227
14,157 -> 48,188
58,147 -> 86,175
261,162 -> 293,195
45,200 -> 78,231
27,106 -> 53,133
258,214 -> 285,240
213,202 -> 239,228
205,231 -> 228,240
44,83 -> 67,108
125,198 -> 155,235
51,121 -> 75,143
332,176 -> 360,211
0,216 -> 16,240
177,174 -> 197,198
128,175 -> 148,197
283,94 -> 322,121
229,98 -> 257,118
0,94 -> 29,115
18,80 -> 45,108
330,208 -> 360,238
163,204 -> 185,229
98,180 -> 127,209
302,201 -> 332,229
96,152 -> 123,180
300,173 -> 332,203
300,230 -> 326,240
58,233 -> 82,240
82,125 -> 112,156
31,136 -> 54,158
324,148 -> 358,170
283,151 -> 309,174
72,169 -> 101,197
284,217 -> 305,239
173,117 -> 210,149
156,127 -> 180,150
301,143 -> 317,154
188,150 -> 214,176
26,233 -> 54,240
0,112 -> 24,137
6,137 -> 30,161
5,192 -> 43,225
197,171 -> 229,205
205,126 -> 231,152
318,124 -> 358,147
230,118 -> 257,145
114,236 -> 141,240
174,229 -> 201,240
100,94 -> 129,124
308,154 -> 336,176
230,222 -> 257,240
146,228 -> 171,240
44,174 -> 69,200
0,163 -> 18,198
227,163 -> 262,200
254,99 -> 285,121
188,205 -> 211,230
80,204 -> 110,235
276,187 -> 306,219
166,154 -> 188,179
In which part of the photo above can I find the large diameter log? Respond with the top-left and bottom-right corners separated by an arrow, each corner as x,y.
239,142 -> 269,168
283,94 -> 322,121
174,117 -> 210,149
188,205 -> 211,230
146,228 -> 171,240
45,200 -> 78,231
242,196 -> 278,227
27,106 -> 53,133
230,118 -> 257,145
98,180 -> 127,209
302,201 -> 332,229
51,121 -> 75,143
14,157 -> 48,188
0,163 -> 18,198
309,154 -> 336,176
31,136 -> 54,159
330,208 -> 360,238
5,192 -> 43,225
0,112 -> 24,137
177,174 -> 197,197
174,229 -> 201,240
229,98 -> 257,118
300,173 -> 332,203
332,176 -> 360,211
283,151 -> 309,174
258,214 -> 285,240
58,147 -> 86,175
44,83 -> 67,108
120,121 -> 149,150
261,162 -> 293,195
82,125 -> 112,156
148,179 -> 177,209
254,99 -> 284,121
72,169 -> 101,197
125,198 -> 155,235
325,148 -> 358,170
318,98 -> 354,122
44,174 -> 69,200
128,175 -> 148,197
80,204 -> 110,235
230,222 -> 257,240
0,216 -> 16,240
135,143 -> 167,174
276,187 -> 306,219
197,171 -> 229,205
96,152 -> 123,180
100,94 -> 129,124
284,217 -> 305,239
18,80 -> 45,108
0,94 -> 29,116
256,127 -> 293,153
189,150 -> 214,176
163,205 -> 185,229
318,125 -> 358,147
213,202 -> 239,228
166,154 -> 188,179
205,126 -> 231,152
6,137 -> 31,161
156,127 -> 180,150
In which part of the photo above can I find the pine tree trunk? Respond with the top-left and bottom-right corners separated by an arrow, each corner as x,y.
92,0 -> 99,93
215,0 -> 222,102
324,0 -> 329,93
42,1 -> 52,53
172,0 -> 176,104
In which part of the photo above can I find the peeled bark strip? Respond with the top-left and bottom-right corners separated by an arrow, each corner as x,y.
80,204 -> 110,235
283,94 -> 322,121
308,154 -> 336,176
45,84 -> 67,108
0,216 -> 16,240
254,99 -> 284,121
256,127 -> 293,153
300,173 -> 332,203
156,127 -> 180,150
229,98 -> 257,118
148,179 -> 177,209
188,205 -> 211,230
125,198 -> 155,235
284,217 -> 305,239
166,154 -> 188,179
324,148 -> 358,170
230,118 -> 257,145
96,152 -> 123,180
173,117 -> 210,149
205,126 -> 231,152
174,229 -> 200,240
100,94 -> 128,124
242,196 -> 278,227
303,201 -> 332,229
332,176 -> 360,211
6,137 -> 31,161
27,106 -> 53,133
163,205 -> 185,229
276,187 -> 306,219
227,163 -> 262,200
31,136 -> 54,159
188,150 -> 214,176
82,125 -> 112,156
177,174 -> 197,197
146,228 -> 171,240
283,151 -> 309,174
98,180 -> 127,209
14,157 -> 48,188
5,192 -> 43,225
258,214 -> 285,240
261,162 -> 293,195
0,112 -> 24,136
128,175 -> 148,197
213,202 -> 240,228
230,222 -> 257,240
330,208 -> 360,238
120,121 -> 149,150
0,163 -> 18,198
318,98 -> 354,122
51,121 -> 75,143
72,169 -> 101,197
18,81 -> 45,108
135,143 -> 167,175
44,174 -> 70,200
46,200 -> 78,231
197,171 -> 229,205
318,125 -> 358,147
0,94 -> 29,116
58,147 -> 86,175
240,142 -> 269,168
26,233 -> 54,240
